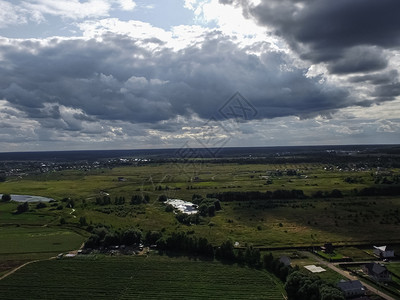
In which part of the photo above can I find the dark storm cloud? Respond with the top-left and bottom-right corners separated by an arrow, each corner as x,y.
223,0 -> 400,99
244,0 -> 400,51
373,83 -> 400,101
349,70 -> 398,85
325,46 -> 388,75
0,31 -> 362,129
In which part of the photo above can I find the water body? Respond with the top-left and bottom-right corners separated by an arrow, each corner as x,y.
0,194 -> 54,202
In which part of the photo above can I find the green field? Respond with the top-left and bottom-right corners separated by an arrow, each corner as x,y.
0,194 -> 86,276
387,263 -> 400,277
0,226 -> 84,255
335,247 -> 375,261
1,163 -> 400,248
0,255 -> 285,300
0,163 -> 381,201
1,160 -> 400,298
0,225 -> 85,276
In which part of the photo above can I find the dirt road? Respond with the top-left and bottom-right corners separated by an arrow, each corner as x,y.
301,251 -> 397,300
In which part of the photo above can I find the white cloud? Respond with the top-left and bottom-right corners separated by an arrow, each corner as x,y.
0,0 -> 28,28
377,120 -> 400,133
78,18 -> 171,41
0,0 -> 137,28
0,0 -> 399,151
22,0 -> 111,20
116,0 -> 136,11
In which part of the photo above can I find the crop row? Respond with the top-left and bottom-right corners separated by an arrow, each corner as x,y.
0,256 -> 284,299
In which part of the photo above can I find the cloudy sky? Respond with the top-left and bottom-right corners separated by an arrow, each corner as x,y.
0,0 -> 399,152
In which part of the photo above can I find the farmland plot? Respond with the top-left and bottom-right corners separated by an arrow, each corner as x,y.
0,255 -> 284,300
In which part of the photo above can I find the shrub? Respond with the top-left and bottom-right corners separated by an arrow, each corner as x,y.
16,202 -> 29,214
1,194 -> 11,202
36,202 -> 47,209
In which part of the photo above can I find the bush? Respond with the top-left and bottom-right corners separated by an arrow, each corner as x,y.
1,194 -> 11,202
158,195 -> 167,202
16,202 -> 29,214
165,204 -> 174,212
36,202 -> 47,209
79,216 -> 88,226
145,231 -> 162,245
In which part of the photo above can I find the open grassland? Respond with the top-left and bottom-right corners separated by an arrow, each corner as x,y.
0,226 -> 84,255
0,202 -> 86,275
0,163 -> 381,200
335,246 -> 375,261
387,263 -> 400,279
0,225 -> 85,276
0,255 -> 285,300
1,162 -> 400,248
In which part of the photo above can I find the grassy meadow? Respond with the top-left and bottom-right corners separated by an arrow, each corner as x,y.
1,161 -> 400,280
1,162 -> 400,248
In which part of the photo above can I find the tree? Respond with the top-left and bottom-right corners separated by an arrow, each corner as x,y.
262,253 -> 274,270
244,246 -> 260,267
16,202 -> 29,214
103,232 -> 119,246
130,195 -> 143,205
143,194 -> 150,203
121,228 -> 142,246
66,199 -> 75,208
214,200 -> 221,211
79,216 -> 88,226
165,204 -> 174,212
198,204 -> 208,216
330,189 -> 343,198
36,202 -> 47,209
145,231 -> 162,245
216,240 -> 235,261
158,195 -> 167,202
208,205 -> 215,217
0,174 -> 6,182
284,271 -> 308,300
1,194 -> 11,202
319,285 -> 345,300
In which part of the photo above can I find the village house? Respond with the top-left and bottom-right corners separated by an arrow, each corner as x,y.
363,263 -> 392,282
373,246 -> 395,259
337,280 -> 365,298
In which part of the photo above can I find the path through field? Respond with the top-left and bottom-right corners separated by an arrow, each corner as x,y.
0,257 -> 54,281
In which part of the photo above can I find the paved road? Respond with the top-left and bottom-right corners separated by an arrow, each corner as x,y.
301,251 -> 398,300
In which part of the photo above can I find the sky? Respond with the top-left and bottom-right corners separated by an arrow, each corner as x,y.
0,0 -> 399,152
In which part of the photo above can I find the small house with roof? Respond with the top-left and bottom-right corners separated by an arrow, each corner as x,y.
337,280 -> 365,298
373,246 -> 394,258
363,263 -> 391,282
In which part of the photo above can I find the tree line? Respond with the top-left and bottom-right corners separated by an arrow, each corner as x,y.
82,226 -> 344,299
207,186 -> 400,202
95,194 -> 150,206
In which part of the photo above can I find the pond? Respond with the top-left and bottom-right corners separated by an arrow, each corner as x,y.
0,194 -> 54,202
